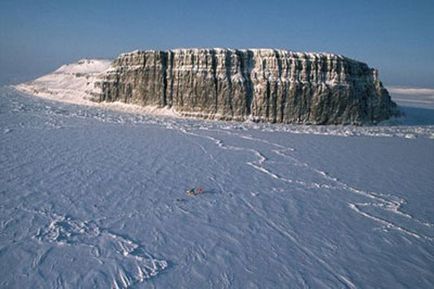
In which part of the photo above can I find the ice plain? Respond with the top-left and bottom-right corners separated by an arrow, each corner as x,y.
1,86 -> 434,288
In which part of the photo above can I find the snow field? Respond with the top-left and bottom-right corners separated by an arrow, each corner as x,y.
1,87 -> 434,288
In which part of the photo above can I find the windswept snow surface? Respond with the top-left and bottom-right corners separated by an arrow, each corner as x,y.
1,86 -> 434,288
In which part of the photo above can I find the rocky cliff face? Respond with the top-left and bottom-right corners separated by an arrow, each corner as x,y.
97,49 -> 397,124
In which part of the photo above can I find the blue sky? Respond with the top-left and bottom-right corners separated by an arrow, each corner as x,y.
1,0 -> 433,87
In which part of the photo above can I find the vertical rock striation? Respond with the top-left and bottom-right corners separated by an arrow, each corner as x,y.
98,49 -> 397,124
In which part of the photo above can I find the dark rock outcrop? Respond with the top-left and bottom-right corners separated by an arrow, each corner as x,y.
97,49 -> 397,124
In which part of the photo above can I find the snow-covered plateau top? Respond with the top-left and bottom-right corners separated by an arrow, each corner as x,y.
119,48 -> 345,60
54,59 -> 112,74
15,59 -> 112,104
14,59 -> 178,117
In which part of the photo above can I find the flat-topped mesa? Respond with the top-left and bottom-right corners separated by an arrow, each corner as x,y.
97,48 -> 398,124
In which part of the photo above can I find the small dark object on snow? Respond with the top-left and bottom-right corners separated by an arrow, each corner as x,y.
186,187 -> 204,196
